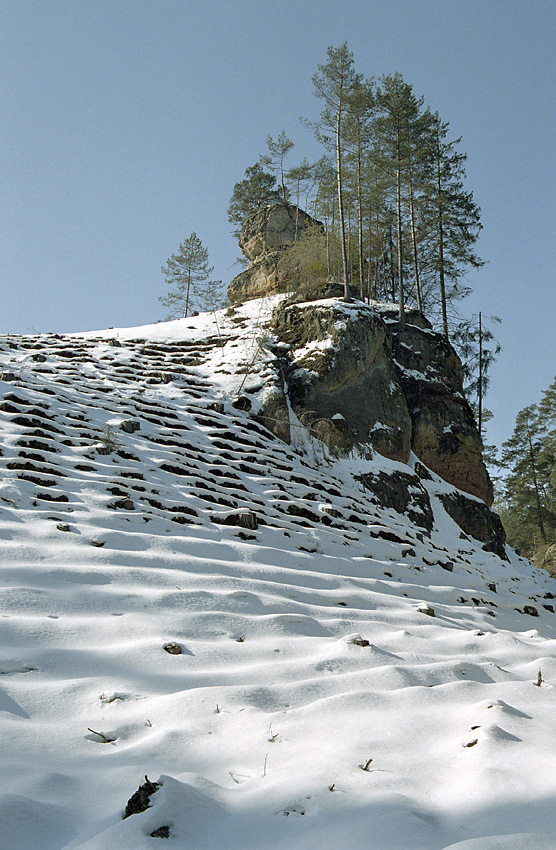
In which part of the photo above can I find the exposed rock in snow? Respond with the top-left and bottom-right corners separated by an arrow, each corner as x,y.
1,301 -> 555,850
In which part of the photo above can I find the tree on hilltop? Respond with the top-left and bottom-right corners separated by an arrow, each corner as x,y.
227,163 -> 282,237
159,232 -> 221,319
259,131 -> 295,200
309,42 -> 358,302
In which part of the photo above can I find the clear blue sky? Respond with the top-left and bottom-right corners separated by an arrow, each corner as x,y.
1,0 -> 555,451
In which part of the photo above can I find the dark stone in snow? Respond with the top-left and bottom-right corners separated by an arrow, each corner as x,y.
123,776 -> 161,819
120,419 -> 140,433
232,395 -> 252,411
150,825 -> 170,838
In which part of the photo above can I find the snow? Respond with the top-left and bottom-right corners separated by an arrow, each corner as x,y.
1,297 -> 556,849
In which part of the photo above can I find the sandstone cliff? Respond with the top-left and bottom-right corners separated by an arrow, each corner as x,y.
227,202 -> 493,510
269,297 -> 493,507
227,202 -> 324,304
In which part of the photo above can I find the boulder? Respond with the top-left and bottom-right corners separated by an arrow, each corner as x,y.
439,491 -> 507,559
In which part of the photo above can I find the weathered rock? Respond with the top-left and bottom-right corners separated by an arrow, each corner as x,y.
120,419 -> 140,433
228,252 -> 292,304
438,492 -> 507,560
150,825 -> 171,838
357,469 -> 435,531
212,510 -> 259,530
256,386 -> 291,443
226,203 -> 493,508
391,324 -> 493,506
123,776 -> 161,819
239,202 -> 319,261
232,395 -> 252,411
227,202 -> 323,305
272,299 -> 412,462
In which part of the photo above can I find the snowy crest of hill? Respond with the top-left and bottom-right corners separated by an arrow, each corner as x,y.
1,297 -> 556,850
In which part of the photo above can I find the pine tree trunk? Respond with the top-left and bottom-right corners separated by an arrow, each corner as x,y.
528,425 -> 547,543
395,119 -> 405,330
436,130 -> 449,338
407,156 -> 422,312
184,269 -> 191,318
336,99 -> 351,301
396,166 -> 405,330
389,224 -> 396,303
478,311 -> 483,439
356,142 -> 364,298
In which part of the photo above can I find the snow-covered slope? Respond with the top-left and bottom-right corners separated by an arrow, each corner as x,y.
1,298 -> 556,850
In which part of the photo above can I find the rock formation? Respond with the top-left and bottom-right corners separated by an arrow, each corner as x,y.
227,202 -> 494,508
268,297 -> 493,506
227,202 -> 323,304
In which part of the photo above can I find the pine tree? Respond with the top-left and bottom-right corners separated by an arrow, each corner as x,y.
374,75 -> 409,327
451,311 -> 501,439
159,233 -> 220,319
260,131 -> 294,200
501,405 -> 555,553
421,113 -> 484,338
344,77 -> 375,298
227,163 -> 282,237
310,43 -> 358,302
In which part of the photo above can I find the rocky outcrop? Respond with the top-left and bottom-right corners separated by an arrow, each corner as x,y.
272,299 -> 412,462
227,252 -> 292,304
438,491 -> 507,560
227,202 -> 322,304
391,322 -> 494,506
239,203 -> 318,260
268,297 -> 493,506
357,469 -> 435,531
227,202 -> 493,508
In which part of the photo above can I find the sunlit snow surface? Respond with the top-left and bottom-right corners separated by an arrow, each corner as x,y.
1,297 -> 556,849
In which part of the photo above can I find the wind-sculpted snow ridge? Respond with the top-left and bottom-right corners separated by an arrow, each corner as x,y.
1,298 -> 556,850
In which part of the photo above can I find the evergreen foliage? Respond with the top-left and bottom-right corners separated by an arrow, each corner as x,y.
227,43 -> 495,431
228,45 -> 485,336
499,379 -> 556,558
451,312 -> 501,438
227,163 -> 282,237
259,131 -> 294,200
159,232 -> 221,319
309,42 -> 358,301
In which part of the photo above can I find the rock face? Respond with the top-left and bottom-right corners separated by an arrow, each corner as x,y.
268,297 -> 493,507
391,321 -> 494,506
227,202 -> 493,509
227,202 -> 322,304
438,491 -> 507,560
272,299 -> 412,463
